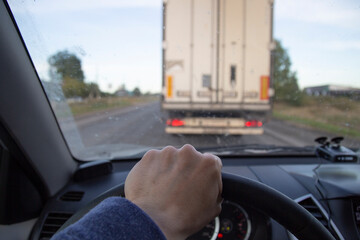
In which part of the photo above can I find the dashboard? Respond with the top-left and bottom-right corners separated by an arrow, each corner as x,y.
30,157 -> 360,240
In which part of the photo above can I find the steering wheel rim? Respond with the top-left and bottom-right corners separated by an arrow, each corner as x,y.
58,172 -> 335,240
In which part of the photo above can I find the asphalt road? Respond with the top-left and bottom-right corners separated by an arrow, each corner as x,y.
60,101 -> 359,159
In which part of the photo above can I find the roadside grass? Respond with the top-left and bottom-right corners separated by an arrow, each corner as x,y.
68,95 -> 159,117
273,96 -> 360,139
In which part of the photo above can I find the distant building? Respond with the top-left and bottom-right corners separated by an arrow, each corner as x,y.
304,85 -> 360,97
114,84 -> 130,97
114,89 -> 130,97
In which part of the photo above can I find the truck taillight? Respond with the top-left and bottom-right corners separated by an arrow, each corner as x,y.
166,119 -> 184,127
245,120 -> 263,128
260,76 -> 269,100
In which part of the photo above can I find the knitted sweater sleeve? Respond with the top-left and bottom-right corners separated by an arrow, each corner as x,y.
51,197 -> 166,240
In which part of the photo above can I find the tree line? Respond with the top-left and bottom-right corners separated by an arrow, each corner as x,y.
272,40 -> 303,106
48,50 -> 102,98
48,50 -> 142,99
49,41 -> 301,104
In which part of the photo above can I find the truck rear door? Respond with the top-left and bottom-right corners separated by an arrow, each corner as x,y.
164,0 -> 217,104
218,0 -> 272,104
164,0 -> 272,105
218,0 -> 245,103
191,0 -> 217,103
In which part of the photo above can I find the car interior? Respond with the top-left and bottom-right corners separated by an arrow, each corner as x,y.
1,0 -> 360,240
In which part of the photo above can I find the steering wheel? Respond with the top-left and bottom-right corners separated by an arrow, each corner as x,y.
58,172 -> 335,240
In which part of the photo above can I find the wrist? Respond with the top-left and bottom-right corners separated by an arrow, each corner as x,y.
129,199 -> 186,240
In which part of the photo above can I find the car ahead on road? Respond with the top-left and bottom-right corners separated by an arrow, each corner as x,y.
1,0 -> 360,240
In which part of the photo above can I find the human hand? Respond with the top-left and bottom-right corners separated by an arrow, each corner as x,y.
125,144 -> 222,240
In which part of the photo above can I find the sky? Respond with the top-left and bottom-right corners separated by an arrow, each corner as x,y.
274,0 -> 360,89
8,0 -> 360,93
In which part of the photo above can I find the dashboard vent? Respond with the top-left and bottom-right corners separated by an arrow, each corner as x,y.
293,194 -> 344,240
39,212 -> 73,239
298,197 -> 331,229
60,191 -> 84,202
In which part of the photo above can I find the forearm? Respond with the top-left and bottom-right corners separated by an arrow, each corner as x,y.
52,197 -> 166,240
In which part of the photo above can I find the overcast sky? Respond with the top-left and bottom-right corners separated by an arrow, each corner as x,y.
8,0 -> 360,92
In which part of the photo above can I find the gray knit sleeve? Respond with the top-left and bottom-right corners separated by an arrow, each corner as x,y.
51,197 -> 166,240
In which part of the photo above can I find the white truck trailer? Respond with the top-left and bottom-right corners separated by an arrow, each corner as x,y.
162,0 -> 274,135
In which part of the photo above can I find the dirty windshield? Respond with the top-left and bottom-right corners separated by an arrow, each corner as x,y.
7,0 -> 360,160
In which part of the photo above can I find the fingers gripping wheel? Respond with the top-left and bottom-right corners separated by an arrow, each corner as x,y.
57,173 -> 335,240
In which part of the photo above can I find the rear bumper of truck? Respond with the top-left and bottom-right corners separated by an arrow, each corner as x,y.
166,126 -> 263,135
162,102 -> 271,111
165,117 -> 264,135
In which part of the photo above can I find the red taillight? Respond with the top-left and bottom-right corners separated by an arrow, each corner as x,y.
172,119 -> 184,127
245,120 -> 263,128
166,119 -> 184,127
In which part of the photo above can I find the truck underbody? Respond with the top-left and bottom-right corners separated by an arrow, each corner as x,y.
164,105 -> 270,135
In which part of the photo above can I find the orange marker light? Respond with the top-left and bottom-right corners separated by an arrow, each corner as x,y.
260,76 -> 269,100
167,75 -> 173,98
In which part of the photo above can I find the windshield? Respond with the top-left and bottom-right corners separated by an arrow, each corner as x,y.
7,0 -> 360,160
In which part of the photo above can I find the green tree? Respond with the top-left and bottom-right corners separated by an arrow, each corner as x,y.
48,50 -> 85,83
88,83 -> 101,99
61,76 -> 89,98
132,87 -> 141,97
273,40 -> 303,106
48,50 -> 93,98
